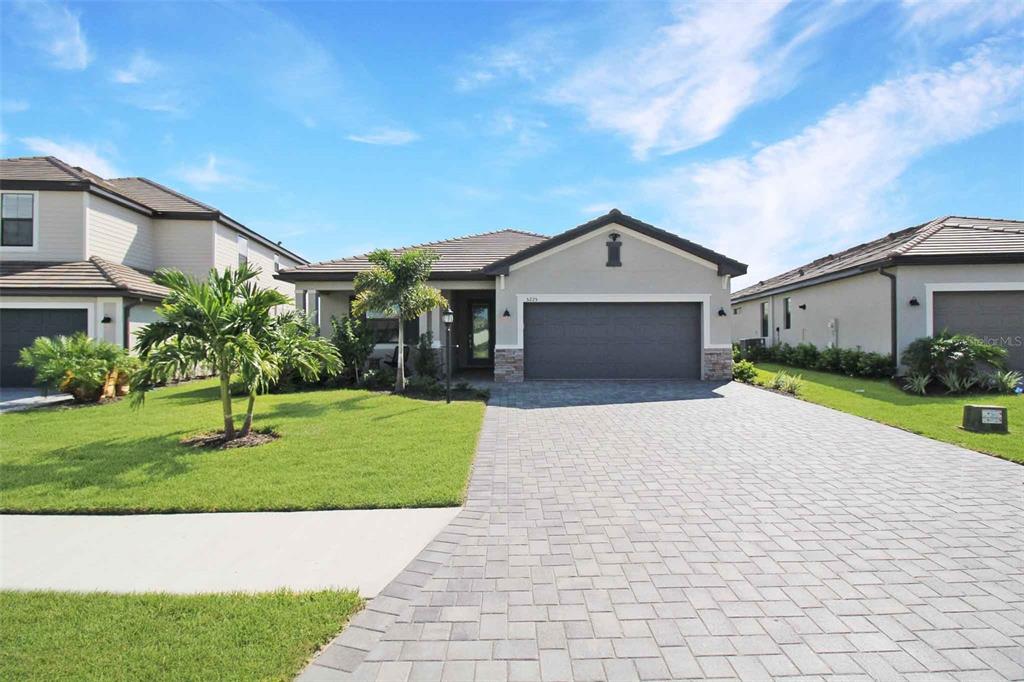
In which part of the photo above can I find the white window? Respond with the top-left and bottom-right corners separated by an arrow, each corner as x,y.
1,192 -> 36,248
237,236 -> 248,267
273,254 -> 280,273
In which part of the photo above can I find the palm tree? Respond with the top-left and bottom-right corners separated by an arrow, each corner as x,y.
352,249 -> 447,392
132,265 -> 338,440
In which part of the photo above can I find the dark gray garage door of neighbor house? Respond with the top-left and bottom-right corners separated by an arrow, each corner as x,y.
933,290 -> 1024,371
524,302 -> 701,380
1,308 -> 89,387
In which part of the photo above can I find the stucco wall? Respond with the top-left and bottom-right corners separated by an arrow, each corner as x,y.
0,190 -> 85,262
153,219 -> 215,278
213,223 -> 299,299
731,272 -> 892,354
894,263 -> 1024,357
127,302 -> 161,350
87,195 -> 155,270
494,223 -> 733,348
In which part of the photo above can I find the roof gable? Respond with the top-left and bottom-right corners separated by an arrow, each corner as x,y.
483,209 -> 747,277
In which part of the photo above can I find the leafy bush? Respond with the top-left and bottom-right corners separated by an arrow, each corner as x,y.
855,351 -> 894,378
901,332 -> 1006,378
272,312 -> 341,392
406,374 -> 444,398
986,369 -> 1024,394
358,367 -> 396,391
413,332 -> 440,379
767,371 -> 803,395
331,315 -> 375,384
18,333 -> 136,403
937,370 -> 977,394
789,343 -> 820,369
732,360 -> 757,383
904,373 -> 931,396
814,346 -> 843,373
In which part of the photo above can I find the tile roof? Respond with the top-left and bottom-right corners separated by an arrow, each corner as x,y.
105,177 -> 216,214
0,257 -> 169,300
733,216 -> 1024,301
0,156 -> 87,182
279,229 -> 548,280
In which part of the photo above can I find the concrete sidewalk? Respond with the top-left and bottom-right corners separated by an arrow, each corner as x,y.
0,507 -> 459,596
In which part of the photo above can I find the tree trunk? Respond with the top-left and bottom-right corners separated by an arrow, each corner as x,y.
395,311 -> 405,392
240,391 -> 257,437
219,368 -> 235,440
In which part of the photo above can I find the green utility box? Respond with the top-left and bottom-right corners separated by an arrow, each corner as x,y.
962,405 -> 1009,434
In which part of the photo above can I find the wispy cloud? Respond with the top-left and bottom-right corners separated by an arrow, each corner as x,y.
455,26 -> 565,92
12,0 -> 91,70
347,128 -> 419,146
488,111 -> 551,159
20,137 -> 119,176
642,41 -> 1024,283
1,99 -> 30,114
113,50 -> 161,84
176,154 -> 250,190
902,0 -> 1024,34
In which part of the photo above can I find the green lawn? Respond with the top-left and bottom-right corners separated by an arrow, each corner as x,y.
1,590 -> 361,682
754,363 -> 1023,463
0,379 -> 485,513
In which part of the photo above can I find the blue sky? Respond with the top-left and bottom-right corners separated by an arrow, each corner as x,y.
1,1 -> 1022,282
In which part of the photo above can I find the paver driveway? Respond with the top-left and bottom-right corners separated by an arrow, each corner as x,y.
303,381 -> 1024,681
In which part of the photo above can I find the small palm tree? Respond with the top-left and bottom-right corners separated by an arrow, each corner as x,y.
352,249 -> 447,392
132,265 -> 339,440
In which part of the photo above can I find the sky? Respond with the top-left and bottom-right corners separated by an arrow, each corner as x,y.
1,0 -> 1022,284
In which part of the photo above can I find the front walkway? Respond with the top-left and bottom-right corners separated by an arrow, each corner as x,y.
0,507 -> 459,596
0,386 -> 72,413
304,381 -> 1023,681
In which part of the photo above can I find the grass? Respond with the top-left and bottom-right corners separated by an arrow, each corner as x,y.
0,379 -> 485,513
0,590 -> 361,682
754,363 -> 1023,463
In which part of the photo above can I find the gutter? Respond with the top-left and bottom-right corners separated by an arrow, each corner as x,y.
876,267 -> 898,364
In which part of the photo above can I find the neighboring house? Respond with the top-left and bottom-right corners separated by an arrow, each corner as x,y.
277,209 -> 747,382
731,216 -> 1024,371
0,156 -> 306,387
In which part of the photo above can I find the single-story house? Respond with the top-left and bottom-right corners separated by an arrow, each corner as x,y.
0,155 -> 306,387
277,209 -> 747,382
731,216 -> 1024,371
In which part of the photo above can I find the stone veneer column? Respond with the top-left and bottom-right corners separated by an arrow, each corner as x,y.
494,348 -> 524,383
702,348 -> 733,381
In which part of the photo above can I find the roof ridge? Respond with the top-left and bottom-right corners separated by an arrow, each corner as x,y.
890,216 -> 949,256
321,228 -> 548,264
44,156 -> 89,181
88,256 -> 125,289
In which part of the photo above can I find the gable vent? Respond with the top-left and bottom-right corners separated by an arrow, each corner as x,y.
606,233 -> 622,267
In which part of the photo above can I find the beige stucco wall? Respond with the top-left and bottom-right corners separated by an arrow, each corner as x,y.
126,302 -> 161,350
213,223 -> 300,300
0,190 -> 85,262
731,271 -> 892,354
494,223 -> 733,348
87,195 -> 155,270
153,219 -> 215,278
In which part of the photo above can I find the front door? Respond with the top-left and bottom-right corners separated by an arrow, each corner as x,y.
466,299 -> 494,366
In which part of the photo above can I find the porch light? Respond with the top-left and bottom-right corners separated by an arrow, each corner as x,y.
442,308 -> 454,326
909,297 -> 920,306
442,308 -> 454,404
502,309 -> 511,318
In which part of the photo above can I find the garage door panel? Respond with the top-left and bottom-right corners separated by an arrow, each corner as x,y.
1,308 -> 89,387
933,291 -> 1024,371
524,302 -> 701,379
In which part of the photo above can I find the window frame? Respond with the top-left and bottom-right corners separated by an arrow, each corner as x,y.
783,297 -> 792,330
237,236 -> 249,268
0,191 -> 39,251
760,302 -> 769,338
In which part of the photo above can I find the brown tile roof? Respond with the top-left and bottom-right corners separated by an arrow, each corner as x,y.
0,156 -> 87,182
279,229 -> 549,281
105,177 -> 217,214
732,216 -> 1024,302
0,257 -> 169,300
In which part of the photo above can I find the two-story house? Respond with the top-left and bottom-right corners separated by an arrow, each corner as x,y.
0,156 -> 306,387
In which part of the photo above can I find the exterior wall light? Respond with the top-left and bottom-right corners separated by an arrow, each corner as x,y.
717,307 -> 727,317
909,297 -> 920,306
101,315 -> 112,323
798,303 -> 807,310
502,309 -> 511,318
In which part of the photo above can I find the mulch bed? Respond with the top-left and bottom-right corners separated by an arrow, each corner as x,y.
180,430 -> 279,450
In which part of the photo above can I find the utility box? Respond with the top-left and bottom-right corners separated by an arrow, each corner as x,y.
962,405 -> 1009,434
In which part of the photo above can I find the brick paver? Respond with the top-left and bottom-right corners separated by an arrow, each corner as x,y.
302,381 -> 1024,681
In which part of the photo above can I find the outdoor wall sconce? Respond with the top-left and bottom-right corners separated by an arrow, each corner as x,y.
909,297 -> 920,306
717,307 -> 727,317
502,309 -> 511,318
101,315 -> 112,323
798,303 -> 807,310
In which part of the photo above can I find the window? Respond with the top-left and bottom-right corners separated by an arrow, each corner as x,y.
1,193 -> 34,247
760,302 -> 769,337
273,254 -> 280,273
732,307 -> 741,316
783,297 -> 792,330
237,236 -> 248,267
349,297 -> 418,344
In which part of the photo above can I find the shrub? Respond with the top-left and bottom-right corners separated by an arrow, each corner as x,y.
855,352 -> 894,378
732,360 -> 757,383
904,373 -> 931,396
331,316 -> 375,384
937,370 -> 977,394
358,367 -> 396,391
17,333 -> 136,403
815,346 -> 842,373
790,343 -> 820,369
732,344 -> 741,363
413,332 -> 440,379
986,369 -> 1024,394
767,371 -> 803,395
406,374 -> 444,397
901,332 -> 1006,379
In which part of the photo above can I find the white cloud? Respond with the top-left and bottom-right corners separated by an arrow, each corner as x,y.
1,99 -> 30,113
20,137 -> 119,176
902,0 -> 1024,34
346,128 -> 419,146
642,42 -> 1024,283
13,0 -> 91,70
455,26 -> 565,92
177,154 -> 249,190
113,50 -> 161,84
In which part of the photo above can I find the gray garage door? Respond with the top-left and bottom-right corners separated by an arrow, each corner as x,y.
933,291 -> 1024,371
1,308 -> 89,387
524,302 -> 701,379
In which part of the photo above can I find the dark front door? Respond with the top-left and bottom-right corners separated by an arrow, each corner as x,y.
1,308 -> 89,387
933,291 -> 1024,371
466,299 -> 494,366
524,302 -> 702,380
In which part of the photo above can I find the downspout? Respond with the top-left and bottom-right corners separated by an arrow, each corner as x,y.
123,298 -> 142,350
877,268 -> 898,367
